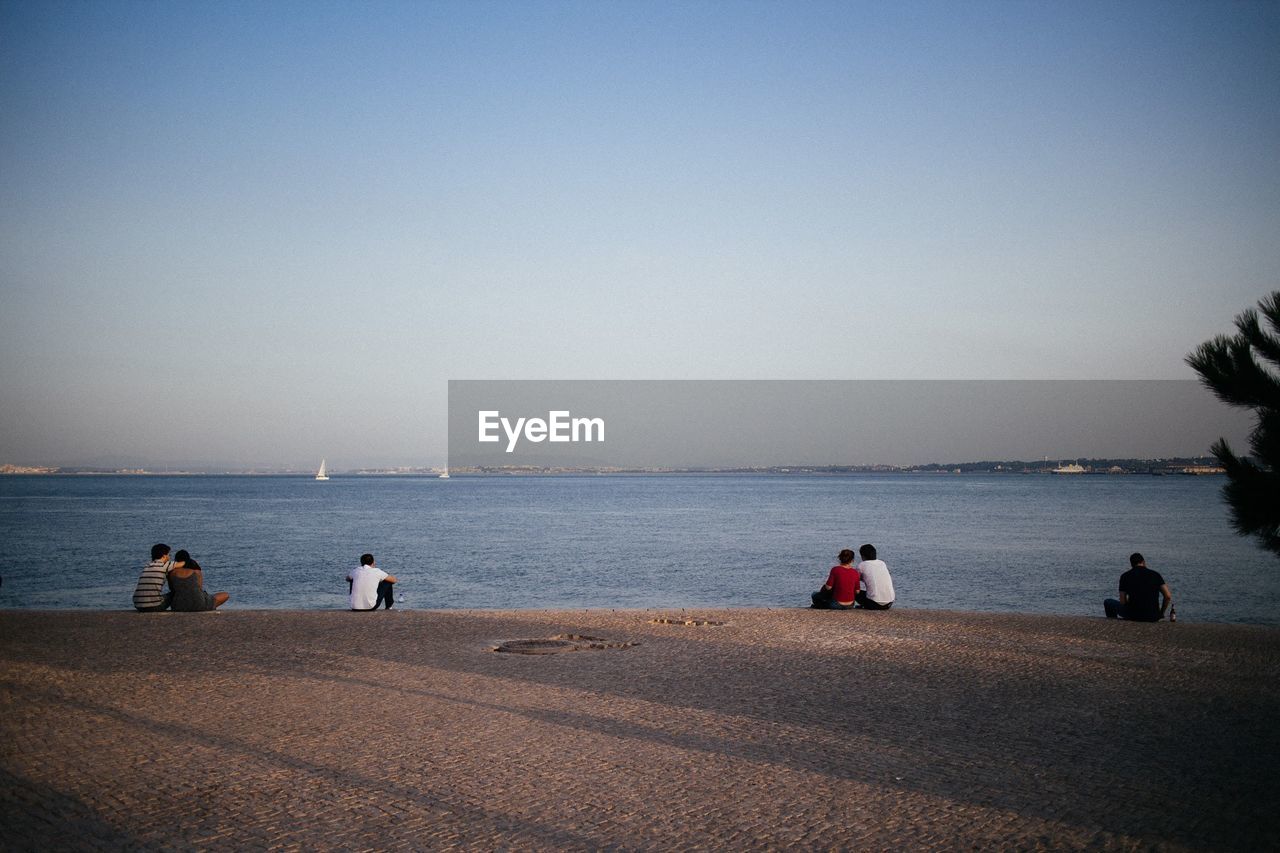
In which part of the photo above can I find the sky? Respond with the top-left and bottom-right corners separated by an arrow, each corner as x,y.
1,0 -> 1277,468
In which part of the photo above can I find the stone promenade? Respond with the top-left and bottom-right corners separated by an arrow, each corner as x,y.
2,608 -> 1278,850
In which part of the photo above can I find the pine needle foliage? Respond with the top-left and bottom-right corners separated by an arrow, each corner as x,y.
1186,292 -> 1280,557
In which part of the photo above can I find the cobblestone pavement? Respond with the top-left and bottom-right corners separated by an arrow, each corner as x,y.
2,608 -> 1278,851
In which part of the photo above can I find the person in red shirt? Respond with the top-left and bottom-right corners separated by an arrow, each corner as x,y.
811,549 -> 861,610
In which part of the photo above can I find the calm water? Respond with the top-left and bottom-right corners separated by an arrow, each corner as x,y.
0,474 -> 1276,624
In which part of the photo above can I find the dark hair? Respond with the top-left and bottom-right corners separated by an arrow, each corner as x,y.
838,549 -> 856,564
360,553 -> 374,566
1130,552 -> 1144,567
185,558 -> 201,571
173,549 -> 190,564
859,544 -> 877,560
151,543 -> 171,560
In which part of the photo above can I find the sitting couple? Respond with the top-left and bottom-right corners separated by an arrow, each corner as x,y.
811,544 -> 895,610
132,543 -> 230,612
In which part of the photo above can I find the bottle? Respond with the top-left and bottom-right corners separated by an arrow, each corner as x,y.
1169,606 -> 1177,623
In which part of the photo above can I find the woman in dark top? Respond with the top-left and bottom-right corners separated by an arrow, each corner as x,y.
167,549 -> 230,612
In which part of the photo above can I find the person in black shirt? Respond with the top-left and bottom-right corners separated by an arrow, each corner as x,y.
1104,553 -> 1172,622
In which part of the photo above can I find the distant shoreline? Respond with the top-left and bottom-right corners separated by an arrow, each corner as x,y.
0,457 -> 1226,477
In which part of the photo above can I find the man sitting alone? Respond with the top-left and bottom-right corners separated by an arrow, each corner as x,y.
855,544 -> 895,610
348,553 -> 398,611
811,549 -> 860,609
1104,553 -> 1171,622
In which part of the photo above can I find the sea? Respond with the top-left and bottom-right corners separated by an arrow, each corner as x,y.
0,473 -> 1277,625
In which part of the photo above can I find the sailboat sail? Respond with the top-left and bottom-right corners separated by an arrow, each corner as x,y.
315,459 -> 329,481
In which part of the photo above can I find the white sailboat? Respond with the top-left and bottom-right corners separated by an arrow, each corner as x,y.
438,468 -> 450,479
315,459 -> 330,481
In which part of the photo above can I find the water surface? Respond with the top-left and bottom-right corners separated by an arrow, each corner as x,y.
0,474 -> 1275,624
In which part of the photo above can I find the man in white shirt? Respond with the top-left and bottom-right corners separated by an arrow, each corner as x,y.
855,543 -> 895,610
347,553 -> 398,611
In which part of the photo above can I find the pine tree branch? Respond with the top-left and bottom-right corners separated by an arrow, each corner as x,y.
1196,293 -> 1280,559
1260,291 -> 1280,334
1238,303 -> 1280,373
1249,409 -> 1280,473
1187,336 -> 1253,408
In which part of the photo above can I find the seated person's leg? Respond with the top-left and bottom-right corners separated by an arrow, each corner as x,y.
375,579 -> 395,610
811,588 -> 832,609
1104,598 -> 1122,619
855,591 -> 892,610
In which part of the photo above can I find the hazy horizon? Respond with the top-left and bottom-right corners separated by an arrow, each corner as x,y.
3,1 -> 1277,468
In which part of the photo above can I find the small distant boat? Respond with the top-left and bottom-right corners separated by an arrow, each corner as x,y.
1052,462 -> 1085,474
438,468 -> 450,479
315,459 -> 330,481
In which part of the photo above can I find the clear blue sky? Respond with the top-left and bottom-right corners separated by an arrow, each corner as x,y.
1,1 -> 1277,467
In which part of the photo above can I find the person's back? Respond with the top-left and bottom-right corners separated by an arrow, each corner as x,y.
1104,552 -> 1172,622
348,553 -> 397,611
168,568 -> 207,610
855,544 -> 895,610
811,549 -> 859,609
166,550 -> 230,612
1118,565 -> 1165,622
826,563 -> 860,606
133,544 -> 172,612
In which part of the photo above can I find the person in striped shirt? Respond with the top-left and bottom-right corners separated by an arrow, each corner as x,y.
132,543 -> 173,612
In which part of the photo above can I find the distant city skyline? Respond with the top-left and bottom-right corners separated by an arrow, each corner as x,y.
2,1 -> 1278,468
0,456 -> 1231,476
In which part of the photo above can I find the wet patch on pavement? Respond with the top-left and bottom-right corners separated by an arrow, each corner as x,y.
492,634 -> 640,654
